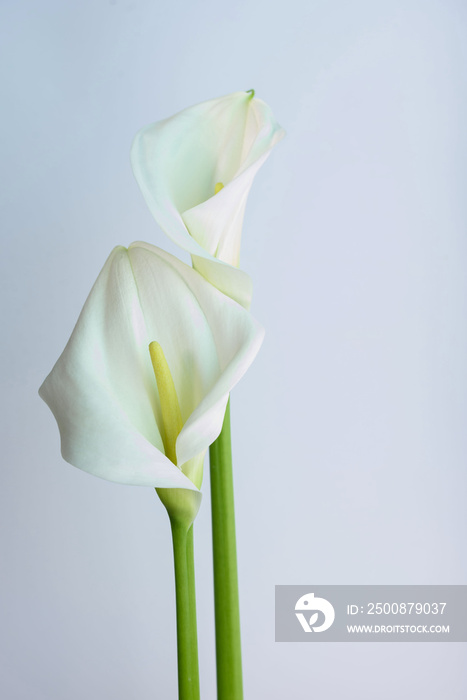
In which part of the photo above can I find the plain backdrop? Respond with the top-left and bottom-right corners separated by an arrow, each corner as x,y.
1,1 -> 466,698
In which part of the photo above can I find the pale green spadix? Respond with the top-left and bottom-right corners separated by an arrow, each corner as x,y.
149,341 -> 183,466
149,340 -> 202,527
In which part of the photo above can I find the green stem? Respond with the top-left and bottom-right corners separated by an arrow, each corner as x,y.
186,525 -> 199,696
209,398 -> 243,700
170,518 -> 200,700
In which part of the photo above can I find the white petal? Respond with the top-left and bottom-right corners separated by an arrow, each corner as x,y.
131,91 -> 284,307
40,244 -> 264,488
39,246 -> 194,489
127,242 -> 265,466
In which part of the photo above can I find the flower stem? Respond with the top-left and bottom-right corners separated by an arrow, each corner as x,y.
186,525 -> 200,695
170,518 -> 200,700
209,398 -> 243,700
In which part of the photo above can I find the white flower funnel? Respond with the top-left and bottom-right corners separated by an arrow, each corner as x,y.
131,91 -> 284,308
39,243 -> 264,490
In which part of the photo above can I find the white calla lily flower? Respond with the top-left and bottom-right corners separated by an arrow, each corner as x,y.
39,242 -> 264,498
131,90 -> 284,308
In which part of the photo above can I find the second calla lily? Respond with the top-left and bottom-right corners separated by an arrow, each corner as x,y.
39,242 -> 264,509
131,90 -> 284,308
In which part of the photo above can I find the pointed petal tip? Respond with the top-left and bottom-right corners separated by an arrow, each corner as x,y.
106,245 -> 129,262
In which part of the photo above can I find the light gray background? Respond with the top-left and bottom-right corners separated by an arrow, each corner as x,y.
1,1 -> 466,698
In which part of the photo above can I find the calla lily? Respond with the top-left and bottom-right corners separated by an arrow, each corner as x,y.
131,90 -> 284,308
39,242 -> 264,500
